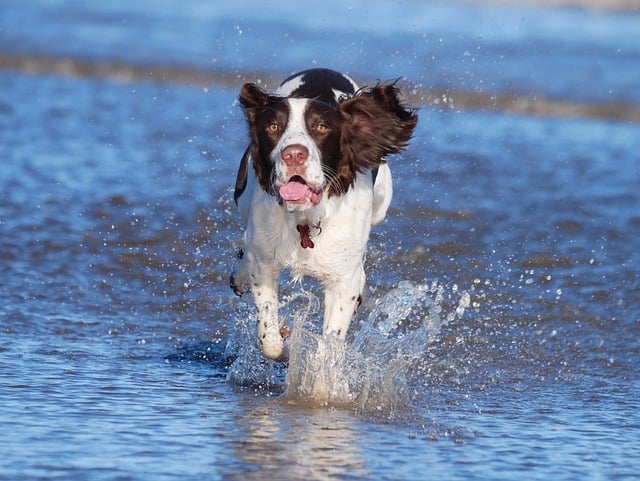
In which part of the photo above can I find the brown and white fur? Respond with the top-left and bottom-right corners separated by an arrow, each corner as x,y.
231,68 -> 417,360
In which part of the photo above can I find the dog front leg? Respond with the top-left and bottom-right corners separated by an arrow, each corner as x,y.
251,266 -> 287,361
322,265 -> 365,340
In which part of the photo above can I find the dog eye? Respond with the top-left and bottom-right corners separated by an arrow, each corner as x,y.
266,122 -> 279,134
315,123 -> 329,134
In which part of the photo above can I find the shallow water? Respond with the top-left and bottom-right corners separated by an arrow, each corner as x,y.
1,1 -> 640,480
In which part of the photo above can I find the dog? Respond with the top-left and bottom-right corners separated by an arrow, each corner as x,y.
231,68 -> 417,360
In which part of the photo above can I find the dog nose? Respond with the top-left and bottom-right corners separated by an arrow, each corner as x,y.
281,144 -> 308,166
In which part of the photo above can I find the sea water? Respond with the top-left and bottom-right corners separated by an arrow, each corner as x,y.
226,281 -> 470,411
1,1 -> 639,479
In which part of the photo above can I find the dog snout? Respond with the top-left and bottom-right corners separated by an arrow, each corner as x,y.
281,144 -> 308,167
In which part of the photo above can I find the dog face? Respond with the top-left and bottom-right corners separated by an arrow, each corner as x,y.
257,97 -> 342,210
239,80 -> 417,211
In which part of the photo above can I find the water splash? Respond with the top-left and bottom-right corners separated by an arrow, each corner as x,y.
225,304 -> 286,392
285,281 -> 470,410
226,281 -> 471,411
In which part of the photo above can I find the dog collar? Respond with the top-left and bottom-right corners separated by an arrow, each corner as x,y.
296,221 -> 322,249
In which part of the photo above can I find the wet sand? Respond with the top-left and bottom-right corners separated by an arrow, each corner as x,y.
2,52 -> 639,123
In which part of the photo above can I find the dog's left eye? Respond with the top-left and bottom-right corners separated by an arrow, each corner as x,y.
314,123 -> 329,134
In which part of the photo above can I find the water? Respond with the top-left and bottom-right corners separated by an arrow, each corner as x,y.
225,282 -> 470,410
1,1 -> 640,480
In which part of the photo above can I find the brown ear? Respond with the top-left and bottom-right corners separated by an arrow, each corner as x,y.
339,82 -> 418,172
237,83 -> 284,195
238,83 -> 273,124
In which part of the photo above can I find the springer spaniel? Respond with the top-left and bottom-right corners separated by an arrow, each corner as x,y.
231,68 -> 417,361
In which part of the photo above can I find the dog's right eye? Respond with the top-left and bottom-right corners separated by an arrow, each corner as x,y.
266,122 -> 279,134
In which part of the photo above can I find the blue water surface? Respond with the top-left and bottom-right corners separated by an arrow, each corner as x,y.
2,0 -> 640,101
1,1 -> 639,480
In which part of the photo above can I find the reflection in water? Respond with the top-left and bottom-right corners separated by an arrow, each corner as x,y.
226,402 -> 368,481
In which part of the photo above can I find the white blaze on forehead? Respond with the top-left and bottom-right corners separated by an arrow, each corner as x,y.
276,76 -> 304,96
281,98 -> 310,144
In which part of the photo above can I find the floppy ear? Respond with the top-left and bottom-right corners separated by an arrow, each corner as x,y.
339,82 -> 418,172
238,83 -> 282,196
238,83 -> 274,124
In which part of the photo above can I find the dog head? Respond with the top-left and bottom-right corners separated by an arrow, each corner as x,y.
239,71 -> 417,211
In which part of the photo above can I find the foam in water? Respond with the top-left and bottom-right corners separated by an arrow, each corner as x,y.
226,281 -> 470,411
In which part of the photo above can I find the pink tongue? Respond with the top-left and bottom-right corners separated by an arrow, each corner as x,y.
279,180 -> 312,201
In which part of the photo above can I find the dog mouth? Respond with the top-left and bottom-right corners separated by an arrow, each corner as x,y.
278,175 -> 323,205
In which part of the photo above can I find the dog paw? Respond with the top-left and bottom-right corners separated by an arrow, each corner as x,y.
229,272 -> 249,297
